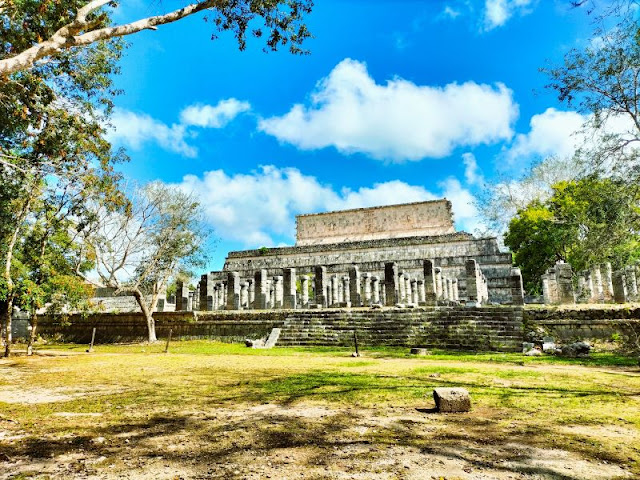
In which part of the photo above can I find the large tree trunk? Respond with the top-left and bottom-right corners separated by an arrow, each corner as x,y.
2,295 -> 14,357
132,289 -> 157,343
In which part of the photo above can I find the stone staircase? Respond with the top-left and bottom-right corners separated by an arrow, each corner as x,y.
276,307 -> 523,352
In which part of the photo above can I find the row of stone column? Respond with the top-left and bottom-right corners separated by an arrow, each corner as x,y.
543,261 -> 640,305
190,257 -> 525,311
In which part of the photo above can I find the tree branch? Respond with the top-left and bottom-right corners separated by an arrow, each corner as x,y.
0,0 -> 219,76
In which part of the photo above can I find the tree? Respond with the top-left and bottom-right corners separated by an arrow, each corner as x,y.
87,183 -> 208,343
505,176 -> 640,293
543,3 -> 640,183
0,0 -> 313,75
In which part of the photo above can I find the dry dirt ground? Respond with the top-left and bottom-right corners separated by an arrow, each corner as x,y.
0,346 -> 638,480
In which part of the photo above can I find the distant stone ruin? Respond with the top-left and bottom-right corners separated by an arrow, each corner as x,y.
181,200 -> 524,311
542,261 -> 640,305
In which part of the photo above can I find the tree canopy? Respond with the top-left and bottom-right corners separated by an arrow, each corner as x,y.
505,176 -> 640,293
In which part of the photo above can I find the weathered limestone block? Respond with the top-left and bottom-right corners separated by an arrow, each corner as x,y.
384,262 -> 399,306
248,279 -> 255,305
433,388 -> 471,413
410,279 -> 418,305
342,276 -> 350,307
253,270 -> 268,309
349,265 -> 362,307
226,272 -> 241,310
612,271 -> 628,304
445,278 -> 453,302
418,279 -> 426,304
314,266 -> 328,307
283,268 -> 297,309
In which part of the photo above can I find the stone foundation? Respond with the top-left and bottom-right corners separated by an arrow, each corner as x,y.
37,307 -> 524,352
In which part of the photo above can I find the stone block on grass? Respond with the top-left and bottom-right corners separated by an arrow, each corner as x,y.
433,388 -> 471,413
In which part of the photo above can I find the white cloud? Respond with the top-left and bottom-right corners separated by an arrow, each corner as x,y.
442,5 -> 463,19
462,152 -> 484,186
180,98 -> 251,128
172,165 -> 481,246
108,108 -> 196,157
504,108 -> 586,167
258,58 -> 518,162
483,0 -> 536,31
107,98 -> 251,157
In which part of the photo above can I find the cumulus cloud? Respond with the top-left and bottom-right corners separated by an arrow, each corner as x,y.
258,58 -> 518,162
172,166 -> 481,246
108,108 -> 196,157
505,108 -> 586,165
180,98 -> 251,128
107,98 -> 251,157
462,152 -> 484,186
483,0 -> 536,31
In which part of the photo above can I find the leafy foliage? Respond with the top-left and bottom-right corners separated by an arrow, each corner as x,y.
505,176 -> 640,293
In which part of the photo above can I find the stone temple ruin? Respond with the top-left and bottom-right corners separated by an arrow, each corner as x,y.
178,200 -> 525,311
542,261 -> 640,305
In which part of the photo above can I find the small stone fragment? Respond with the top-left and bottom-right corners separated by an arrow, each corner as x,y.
433,387 -> 471,413
524,349 -> 542,356
410,348 -> 429,356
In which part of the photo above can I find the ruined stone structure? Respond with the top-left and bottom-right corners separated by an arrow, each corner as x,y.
186,201 -> 523,311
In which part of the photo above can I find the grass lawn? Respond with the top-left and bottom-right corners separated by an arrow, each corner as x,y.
1,341 -> 639,479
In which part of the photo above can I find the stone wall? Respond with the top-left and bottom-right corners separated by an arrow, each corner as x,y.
524,306 -> 640,342
296,200 -> 455,246
37,307 -> 524,352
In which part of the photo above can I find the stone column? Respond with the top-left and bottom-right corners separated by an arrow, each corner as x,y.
176,281 -> 190,311
452,278 -> 459,302
601,262 -> 614,301
283,268 -> 297,309
371,276 -> 380,304
326,282 -> 332,308
301,275 -> 310,307
612,270 -> 628,304
248,279 -> 255,306
624,266 -> 638,300
510,267 -> 525,306
577,272 -> 590,303
362,273 -> 372,306
417,280 -> 426,304
404,274 -> 411,303
348,266 -> 362,307
273,276 -> 283,308
187,291 -> 194,311
226,272 -> 241,310
410,279 -> 418,305
240,282 -> 249,309
342,276 -> 350,306
331,275 -> 339,306
314,266 -> 328,308
445,278 -> 452,302
337,277 -> 344,303
253,269 -> 268,309
423,260 -> 437,305
555,262 -> 575,304
381,283 -> 386,305
398,271 -> 406,304
590,264 -> 604,302
465,259 -> 480,306
199,273 -> 214,311
384,262 -> 399,306
269,281 -> 275,309
435,268 -> 444,301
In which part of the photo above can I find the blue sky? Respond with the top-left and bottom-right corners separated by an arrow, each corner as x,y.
107,0 -> 597,271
